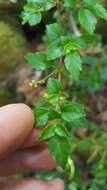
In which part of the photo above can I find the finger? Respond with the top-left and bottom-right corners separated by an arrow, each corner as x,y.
0,178 -> 64,190
0,146 -> 56,176
0,104 -> 34,159
21,129 -> 41,149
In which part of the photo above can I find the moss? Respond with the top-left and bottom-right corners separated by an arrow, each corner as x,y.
0,20 -> 27,77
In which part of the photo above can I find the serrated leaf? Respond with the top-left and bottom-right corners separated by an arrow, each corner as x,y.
47,94 -> 59,106
55,123 -> 70,138
25,52 -> 53,71
47,93 -> 67,106
62,36 -> 86,55
93,4 -> 107,20
48,136 -> 70,168
64,52 -> 82,81
47,78 -> 62,94
47,45 -> 63,60
21,3 -> 42,26
79,9 -> 97,34
63,41 -> 81,55
48,108 -> 60,120
27,0 -> 55,10
39,124 -> 56,140
61,103 -> 86,123
33,107 -> 49,127
45,23 -> 62,43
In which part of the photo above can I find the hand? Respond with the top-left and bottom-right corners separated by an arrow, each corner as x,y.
0,104 -> 64,190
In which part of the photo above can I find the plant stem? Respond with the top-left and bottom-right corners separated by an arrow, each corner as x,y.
40,69 -> 58,82
30,69 -> 58,87
58,56 -> 63,81
69,14 -> 81,36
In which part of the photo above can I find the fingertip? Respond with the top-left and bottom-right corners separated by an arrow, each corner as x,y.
1,103 -> 34,126
15,103 -> 34,125
0,103 -> 34,159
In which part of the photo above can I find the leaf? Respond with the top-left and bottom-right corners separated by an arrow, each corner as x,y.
64,0 -> 79,8
33,107 -> 49,127
47,78 -> 62,94
39,124 -> 56,140
21,3 -> 42,26
61,36 -> 86,55
63,40 -> 81,55
48,135 -> 70,168
47,93 -> 67,106
25,52 -> 53,71
84,0 -> 97,6
27,0 -> 55,10
61,103 -> 86,123
64,52 -> 82,81
45,23 -> 62,43
47,45 -> 63,60
93,4 -> 107,20
48,108 -> 60,120
79,9 -> 97,34
55,123 -> 70,138
47,94 -> 59,106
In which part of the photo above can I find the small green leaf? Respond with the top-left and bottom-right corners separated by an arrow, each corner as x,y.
45,23 -> 62,43
79,9 -> 97,34
47,78 -> 62,94
64,52 -> 82,81
39,124 -> 56,140
47,45 -> 63,60
21,3 -> 42,26
25,52 -> 53,71
48,108 -> 60,120
55,123 -> 70,138
61,36 -> 86,55
47,94 -> 59,106
48,135 -> 70,168
27,0 -> 55,10
47,93 -> 67,106
93,4 -> 107,20
61,103 -> 86,123
63,41 -> 81,55
34,107 -> 48,127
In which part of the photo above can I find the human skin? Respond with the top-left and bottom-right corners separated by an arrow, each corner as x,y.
0,104 -> 64,190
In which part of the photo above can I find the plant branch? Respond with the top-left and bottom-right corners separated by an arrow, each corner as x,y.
29,69 -> 58,87
69,14 -> 81,36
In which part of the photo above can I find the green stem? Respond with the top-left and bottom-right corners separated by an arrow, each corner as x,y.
40,69 -> 58,83
30,69 -> 58,87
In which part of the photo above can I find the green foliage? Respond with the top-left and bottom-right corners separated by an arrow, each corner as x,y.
47,78 -> 62,94
64,52 -> 82,81
79,9 -> 97,34
61,103 -> 86,123
33,107 -> 49,127
9,0 -> 107,188
49,135 -> 70,169
25,52 -> 53,71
